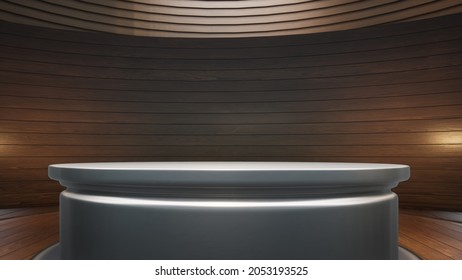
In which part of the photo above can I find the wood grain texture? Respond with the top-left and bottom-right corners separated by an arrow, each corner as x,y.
0,0 -> 462,37
0,207 -> 59,259
0,13 -> 462,209
0,207 -> 460,259
399,209 -> 462,259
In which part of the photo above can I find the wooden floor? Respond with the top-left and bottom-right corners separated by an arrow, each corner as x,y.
0,207 -> 460,260
0,207 -> 59,260
398,209 -> 462,259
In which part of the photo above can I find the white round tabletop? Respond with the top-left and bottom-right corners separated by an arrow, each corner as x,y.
49,162 -> 410,188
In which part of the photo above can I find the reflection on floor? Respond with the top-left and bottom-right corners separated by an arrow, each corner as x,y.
0,207 -> 460,260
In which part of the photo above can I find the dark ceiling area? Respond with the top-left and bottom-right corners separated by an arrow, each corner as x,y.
1,0 -> 462,37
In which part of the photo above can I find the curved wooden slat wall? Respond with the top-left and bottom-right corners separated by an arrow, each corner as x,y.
0,0 -> 461,37
1,13 -> 462,210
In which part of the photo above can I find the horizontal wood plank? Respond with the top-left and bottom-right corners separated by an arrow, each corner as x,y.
1,131 -> 462,145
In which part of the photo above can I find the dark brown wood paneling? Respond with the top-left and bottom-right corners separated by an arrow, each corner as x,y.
0,13 -> 461,210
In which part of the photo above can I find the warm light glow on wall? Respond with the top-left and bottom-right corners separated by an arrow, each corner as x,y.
431,131 -> 462,145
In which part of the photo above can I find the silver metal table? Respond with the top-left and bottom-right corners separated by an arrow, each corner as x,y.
48,162 -> 410,260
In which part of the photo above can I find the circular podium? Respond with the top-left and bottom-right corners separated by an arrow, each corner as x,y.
48,162 -> 410,260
